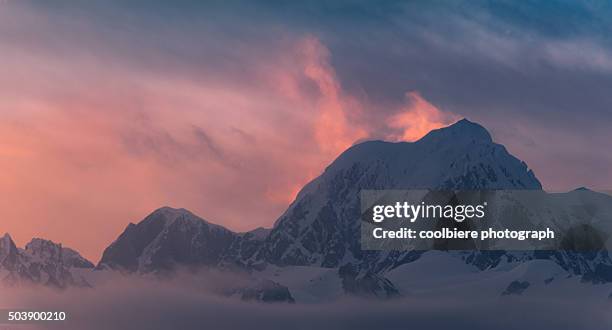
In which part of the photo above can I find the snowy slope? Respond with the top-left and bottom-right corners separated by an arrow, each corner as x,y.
385,249 -> 611,302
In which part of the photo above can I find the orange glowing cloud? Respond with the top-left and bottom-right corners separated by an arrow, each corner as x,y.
298,36 -> 367,155
268,36 -> 368,159
387,91 -> 460,142
257,36 -> 371,203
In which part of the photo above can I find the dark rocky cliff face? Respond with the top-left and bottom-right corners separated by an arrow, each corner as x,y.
97,207 -> 236,273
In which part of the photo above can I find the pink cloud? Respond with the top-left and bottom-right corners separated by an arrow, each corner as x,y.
298,36 -> 368,155
386,92 -> 460,142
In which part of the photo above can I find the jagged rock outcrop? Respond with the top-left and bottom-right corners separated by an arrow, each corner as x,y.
339,263 -> 399,299
237,279 -> 295,303
0,234 -> 93,288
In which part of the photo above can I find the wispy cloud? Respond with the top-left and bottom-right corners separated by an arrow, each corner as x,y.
386,92 -> 459,142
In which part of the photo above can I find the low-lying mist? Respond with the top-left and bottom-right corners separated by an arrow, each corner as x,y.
1,270 -> 611,330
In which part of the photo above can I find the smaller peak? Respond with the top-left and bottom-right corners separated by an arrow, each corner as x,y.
573,187 -> 590,192
0,233 -> 18,253
25,237 -> 61,251
148,206 -> 196,221
28,237 -> 55,244
25,238 -> 62,261
145,206 -> 223,228
140,206 -> 234,234
155,206 -> 190,214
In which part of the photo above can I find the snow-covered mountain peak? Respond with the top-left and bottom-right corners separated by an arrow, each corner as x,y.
326,118 -> 541,191
147,206 -> 196,224
258,119 -> 542,268
420,118 -> 492,144
142,206 -> 231,233
25,238 -> 94,269
98,206 -> 237,273
25,238 -> 63,262
152,206 -> 192,218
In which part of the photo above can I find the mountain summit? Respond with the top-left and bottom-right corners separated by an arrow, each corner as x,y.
97,207 -> 236,273
328,118 -> 540,191
255,118 -> 541,267
420,118 -> 493,144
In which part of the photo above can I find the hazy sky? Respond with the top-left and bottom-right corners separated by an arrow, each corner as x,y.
1,0 -> 611,261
